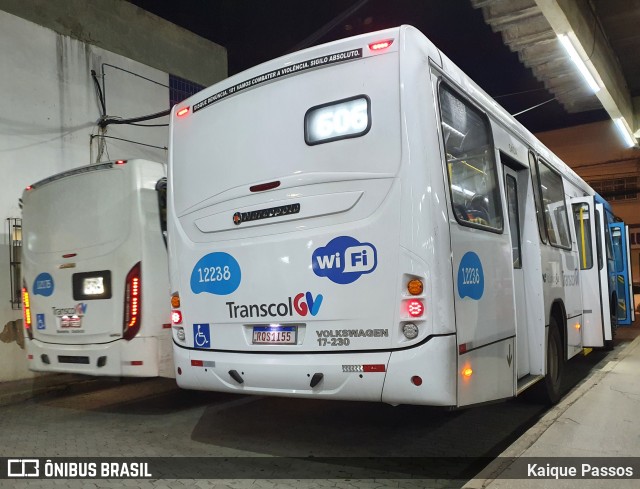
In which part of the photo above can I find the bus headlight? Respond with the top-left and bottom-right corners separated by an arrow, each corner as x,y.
402,323 -> 419,339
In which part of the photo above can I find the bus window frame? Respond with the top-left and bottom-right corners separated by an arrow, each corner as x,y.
528,151 -> 548,244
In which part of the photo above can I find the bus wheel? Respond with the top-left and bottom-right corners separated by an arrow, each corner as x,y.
531,317 -> 564,405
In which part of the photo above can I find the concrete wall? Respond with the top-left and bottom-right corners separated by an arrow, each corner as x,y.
536,119 -> 640,281
0,0 -> 227,87
0,6 -> 226,381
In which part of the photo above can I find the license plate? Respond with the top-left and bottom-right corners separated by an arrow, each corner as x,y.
252,325 -> 297,345
60,315 -> 82,328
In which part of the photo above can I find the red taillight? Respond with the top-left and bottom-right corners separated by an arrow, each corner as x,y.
115,160 -> 127,165
191,359 -> 204,367
130,361 -> 144,366
25,185 -> 33,191
368,39 -> 393,51
123,262 -> 141,341
22,287 -> 33,340
171,310 -> 182,325
177,107 -> 190,117
406,299 -> 424,318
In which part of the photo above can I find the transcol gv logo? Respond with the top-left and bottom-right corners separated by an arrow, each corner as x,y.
312,236 -> 377,284
226,292 -> 323,319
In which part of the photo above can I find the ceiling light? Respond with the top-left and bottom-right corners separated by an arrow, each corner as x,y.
557,34 -> 600,93
613,118 -> 636,147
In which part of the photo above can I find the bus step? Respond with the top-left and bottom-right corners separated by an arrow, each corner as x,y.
516,374 -> 544,395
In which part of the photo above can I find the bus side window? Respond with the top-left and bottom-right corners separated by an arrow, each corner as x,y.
572,203 -> 593,270
438,84 -> 503,232
612,228 -> 624,272
528,152 -> 547,243
537,159 -> 571,249
595,210 -> 604,271
156,177 -> 168,247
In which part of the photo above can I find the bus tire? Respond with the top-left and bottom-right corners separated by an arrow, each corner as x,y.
531,317 -> 564,405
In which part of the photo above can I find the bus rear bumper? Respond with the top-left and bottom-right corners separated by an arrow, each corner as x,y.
26,337 -> 160,377
173,334 -> 457,405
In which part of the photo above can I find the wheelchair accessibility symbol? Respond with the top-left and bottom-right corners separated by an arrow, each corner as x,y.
193,323 -> 211,348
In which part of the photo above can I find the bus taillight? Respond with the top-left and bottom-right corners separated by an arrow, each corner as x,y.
123,262 -> 142,340
22,286 -> 33,340
171,310 -> 182,324
406,299 -> 424,318
368,39 -> 393,51
171,293 -> 186,342
177,107 -> 190,117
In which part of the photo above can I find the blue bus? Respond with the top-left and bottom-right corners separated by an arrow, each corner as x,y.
594,194 -> 634,330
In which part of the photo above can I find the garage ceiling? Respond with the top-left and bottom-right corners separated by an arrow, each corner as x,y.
471,0 -> 639,141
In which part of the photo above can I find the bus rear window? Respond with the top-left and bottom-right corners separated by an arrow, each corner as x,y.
23,170 -> 129,253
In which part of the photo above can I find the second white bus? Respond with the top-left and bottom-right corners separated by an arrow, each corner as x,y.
22,159 -> 173,377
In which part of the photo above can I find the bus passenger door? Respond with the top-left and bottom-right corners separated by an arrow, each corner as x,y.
437,85 -> 516,407
626,225 -> 635,323
503,166 -> 528,379
610,222 -> 632,325
571,197 -> 604,347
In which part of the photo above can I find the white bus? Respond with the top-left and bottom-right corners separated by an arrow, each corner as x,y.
167,26 -> 615,406
22,159 -> 173,377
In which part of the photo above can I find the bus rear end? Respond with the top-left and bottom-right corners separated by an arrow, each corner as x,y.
169,28 -> 456,405
22,160 -> 169,377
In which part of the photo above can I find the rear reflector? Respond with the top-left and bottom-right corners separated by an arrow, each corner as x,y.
62,253 -> 77,258
130,361 -> 144,366
363,364 -> 386,372
162,323 -> 172,329
27,354 -> 33,360
191,360 -> 204,367
342,364 -> 386,373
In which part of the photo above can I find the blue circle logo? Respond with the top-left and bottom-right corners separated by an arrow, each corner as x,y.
457,252 -> 484,300
190,253 -> 241,295
33,272 -> 54,297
